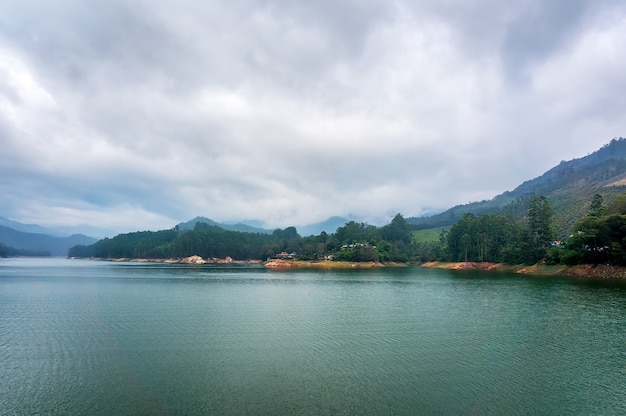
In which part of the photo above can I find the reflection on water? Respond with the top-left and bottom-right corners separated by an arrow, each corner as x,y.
1,258 -> 625,415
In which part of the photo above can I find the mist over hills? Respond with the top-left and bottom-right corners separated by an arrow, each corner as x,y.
0,216 -> 58,236
176,217 -> 272,234
0,214 -> 357,257
4,138 -> 626,257
86,135 -> 626,242
175,216 -> 352,237
0,216 -> 114,239
0,226 -> 97,257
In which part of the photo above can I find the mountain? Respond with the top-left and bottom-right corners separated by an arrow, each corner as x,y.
0,226 -> 97,256
176,215 -> 356,236
45,224 -> 116,239
0,216 -> 113,239
298,216 -> 351,236
0,216 -> 56,235
408,137 -> 626,236
175,217 -> 272,234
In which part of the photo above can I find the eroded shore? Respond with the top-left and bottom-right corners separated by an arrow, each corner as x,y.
264,259 -> 400,268
72,256 -> 626,279
421,261 -> 626,280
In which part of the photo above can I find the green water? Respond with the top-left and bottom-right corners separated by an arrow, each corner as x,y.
1,258 -> 624,415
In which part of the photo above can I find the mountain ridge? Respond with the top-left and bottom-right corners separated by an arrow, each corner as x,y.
407,137 -> 626,236
0,226 -> 97,257
175,216 -> 354,236
175,216 -> 272,234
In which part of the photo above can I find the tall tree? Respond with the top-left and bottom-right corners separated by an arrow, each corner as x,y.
527,196 -> 554,246
381,213 -> 411,244
589,193 -> 606,217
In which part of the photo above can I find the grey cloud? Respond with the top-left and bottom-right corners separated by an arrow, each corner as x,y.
0,0 -> 625,231
500,0 -> 591,83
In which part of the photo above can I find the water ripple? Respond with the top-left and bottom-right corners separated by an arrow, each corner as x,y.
1,260 -> 624,415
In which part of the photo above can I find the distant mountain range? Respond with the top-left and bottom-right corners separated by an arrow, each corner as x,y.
0,216 -> 113,239
407,137 -> 626,236
0,225 -> 97,257
175,216 -> 351,236
176,217 -> 272,234
0,213 -> 359,258
0,216 -> 60,236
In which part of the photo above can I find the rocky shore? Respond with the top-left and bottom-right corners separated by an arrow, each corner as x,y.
73,256 -> 626,279
421,261 -> 626,280
264,259 -> 388,268
81,255 -> 262,265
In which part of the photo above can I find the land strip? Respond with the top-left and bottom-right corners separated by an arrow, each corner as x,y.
421,261 -> 626,279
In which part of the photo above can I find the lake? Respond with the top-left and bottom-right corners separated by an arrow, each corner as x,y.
1,258 -> 624,415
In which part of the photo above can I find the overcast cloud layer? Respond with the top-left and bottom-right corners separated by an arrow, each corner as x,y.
1,0 -> 625,235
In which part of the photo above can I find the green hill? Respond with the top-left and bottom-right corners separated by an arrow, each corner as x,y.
408,138 -> 626,237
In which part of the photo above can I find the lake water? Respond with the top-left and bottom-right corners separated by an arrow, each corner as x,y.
1,258 -> 624,415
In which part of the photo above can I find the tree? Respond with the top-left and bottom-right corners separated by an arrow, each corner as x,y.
589,194 -> 606,217
335,221 -> 378,245
381,213 -> 411,244
446,213 -> 522,263
605,192 -> 626,215
527,196 -> 554,246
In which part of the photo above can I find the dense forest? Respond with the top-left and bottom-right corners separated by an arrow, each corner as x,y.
69,214 -> 414,262
70,190 -> 626,267
416,192 -> 626,266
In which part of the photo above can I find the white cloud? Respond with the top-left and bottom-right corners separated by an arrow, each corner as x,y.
0,0 -> 624,233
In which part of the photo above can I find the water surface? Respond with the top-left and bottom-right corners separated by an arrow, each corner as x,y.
1,258 -> 624,415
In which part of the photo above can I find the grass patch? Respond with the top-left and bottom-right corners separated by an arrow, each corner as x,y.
412,227 -> 447,243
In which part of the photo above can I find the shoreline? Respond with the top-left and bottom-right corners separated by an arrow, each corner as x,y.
68,256 -> 626,279
420,261 -> 626,280
73,256 -> 263,265
263,259 -> 408,268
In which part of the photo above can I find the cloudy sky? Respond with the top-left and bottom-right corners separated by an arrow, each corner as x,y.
1,0 -> 625,235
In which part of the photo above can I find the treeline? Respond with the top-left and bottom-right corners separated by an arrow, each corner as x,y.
561,193 -> 626,265
0,242 -> 51,257
415,192 -> 626,266
415,195 -> 555,265
68,214 -> 415,262
69,192 -> 626,266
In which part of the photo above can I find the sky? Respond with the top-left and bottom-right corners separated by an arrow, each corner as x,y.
1,0 -> 625,236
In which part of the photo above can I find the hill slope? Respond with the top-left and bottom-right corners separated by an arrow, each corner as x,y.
0,226 -> 97,256
408,137 -> 626,236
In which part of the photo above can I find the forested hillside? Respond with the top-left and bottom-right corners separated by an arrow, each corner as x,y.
69,215 -> 415,263
408,137 -> 626,237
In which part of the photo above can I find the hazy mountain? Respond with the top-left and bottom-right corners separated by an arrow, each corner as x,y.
298,216 -> 351,236
176,217 -> 272,234
45,224 -> 116,239
176,215 -> 357,236
408,137 -> 626,236
0,216 -> 56,236
0,216 -> 113,239
0,226 -> 98,256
